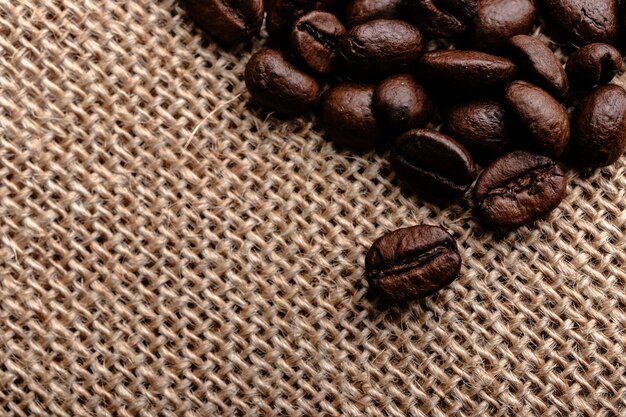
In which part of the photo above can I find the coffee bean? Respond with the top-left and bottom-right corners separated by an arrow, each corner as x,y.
538,0 -> 619,46
338,19 -> 425,81
407,0 -> 478,38
373,74 -> 435,133
391,129 -> 477,201
570,84 -> 626,167
344,0 -> 404,28
290,12 -> 347,75
365,225 -> 462,302
418,50 -> 517,95
319,83 -> 385,149
182,0 -> 264,44
245,49 -> 321,115
266,0 -> 341,39
508,35 -> 568,99
443,100 -> 515,164
467,0 -> 536,50
566,43 -> 623,90
505,81 -> 569,158
473,150 -> 567,227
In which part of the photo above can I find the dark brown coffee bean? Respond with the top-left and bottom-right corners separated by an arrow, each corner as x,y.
365,225 -> 462,302
266,0 -> 341,39
407,0 -> 478,38
391,129 -> 477,201
508,35 -> 568,99
538,0 -> 619,46
418,50 -> 517,95
570,84 -> 626,167
290,12 -> 347,75
319,83 -> 385,149
373,74 -> 435,133
505,81 -> 570,158
443,100 -> 515,164
473,150 -> 567,227
245,49 -> 321,115
566,43 -> 623,90
467,0 -> 536,50
182,0 -> 264,43
345,0 -> 404,27
338,19 -> 425,81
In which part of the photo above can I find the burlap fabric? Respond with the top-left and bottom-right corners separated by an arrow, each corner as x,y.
1,1 -> 626,416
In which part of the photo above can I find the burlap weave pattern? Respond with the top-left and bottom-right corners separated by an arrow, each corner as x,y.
1,1 -> 626,415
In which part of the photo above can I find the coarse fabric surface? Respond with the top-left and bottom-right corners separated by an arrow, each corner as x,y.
1,1 -> 626,416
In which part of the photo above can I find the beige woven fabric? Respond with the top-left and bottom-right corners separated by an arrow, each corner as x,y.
1,1 -> 626,416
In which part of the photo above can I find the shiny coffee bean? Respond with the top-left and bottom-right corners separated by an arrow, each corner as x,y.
391,129 -> 477,201
344,0 -> 404,27
508,35 -> 568,99
373,74 -> 435,133
290,11 -> 347,75
266,0 -> 341,39
570,84 -> 626,167
474,150 -> 567,227
444,100 -> 515,164
319,83 -> 385,149
505,81 -> 569,158
538,0 -> 619,46
467,0 -> 536,50
338,19 -> 425,81
182,0 -> 264,43
408,0 -> 478,38
365,225 -> 462,302
245,49 -> 321,115
418,50 -> 517,95
566,43 -> 623,90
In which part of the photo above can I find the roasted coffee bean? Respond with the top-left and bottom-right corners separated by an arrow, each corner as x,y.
444,100 -> 515,164
418,50 -> 517,95
373,74 -> 435,133
182,0 -> 264,43
391,129 -> 477,201
338,19 -> 425,80
290,12 -> 347,75
407,0 -> 478,38
505,81 -> 569,158
538,0 -> 619,46
345,0 -> 404,27
467,0 -> 536,50
365,225 -> 462,302
473,150 -> 567,227
566,43 -> 623,90
570,84 -> 626,167
508,35 -> 568,99
319,83 -> 385,149
266,0 -> 341,39
245,49 -> 321,115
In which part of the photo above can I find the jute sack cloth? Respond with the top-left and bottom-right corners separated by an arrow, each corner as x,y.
1,1 -> 626,416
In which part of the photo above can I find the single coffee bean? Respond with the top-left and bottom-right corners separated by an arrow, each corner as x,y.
182,0 -> 264,44
508,35 -> 568,99
570,84 -> 626,167
365,225 -> 462,302
319,83 -> 385,149
373,74 -> 435,133
407,0 -> 478,38
290,11 -> 347,75
338,19 -> 425,81
345,0 -> 404,28
418,50 -> 517,95
473,150 -> 567,227
538,0 -> 619,46
505,81 -> 569,158
391,129 -> 477,201
266,0 -> 341,39
443,100 -> 515,164
467,0 -> 536,50
245,49 -> 321,115
566,43 -> 623,90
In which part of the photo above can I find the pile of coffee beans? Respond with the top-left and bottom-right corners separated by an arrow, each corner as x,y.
182,0 -> 626,303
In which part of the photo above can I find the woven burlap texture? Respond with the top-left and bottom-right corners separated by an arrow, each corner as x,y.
1,1 -> 626,416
